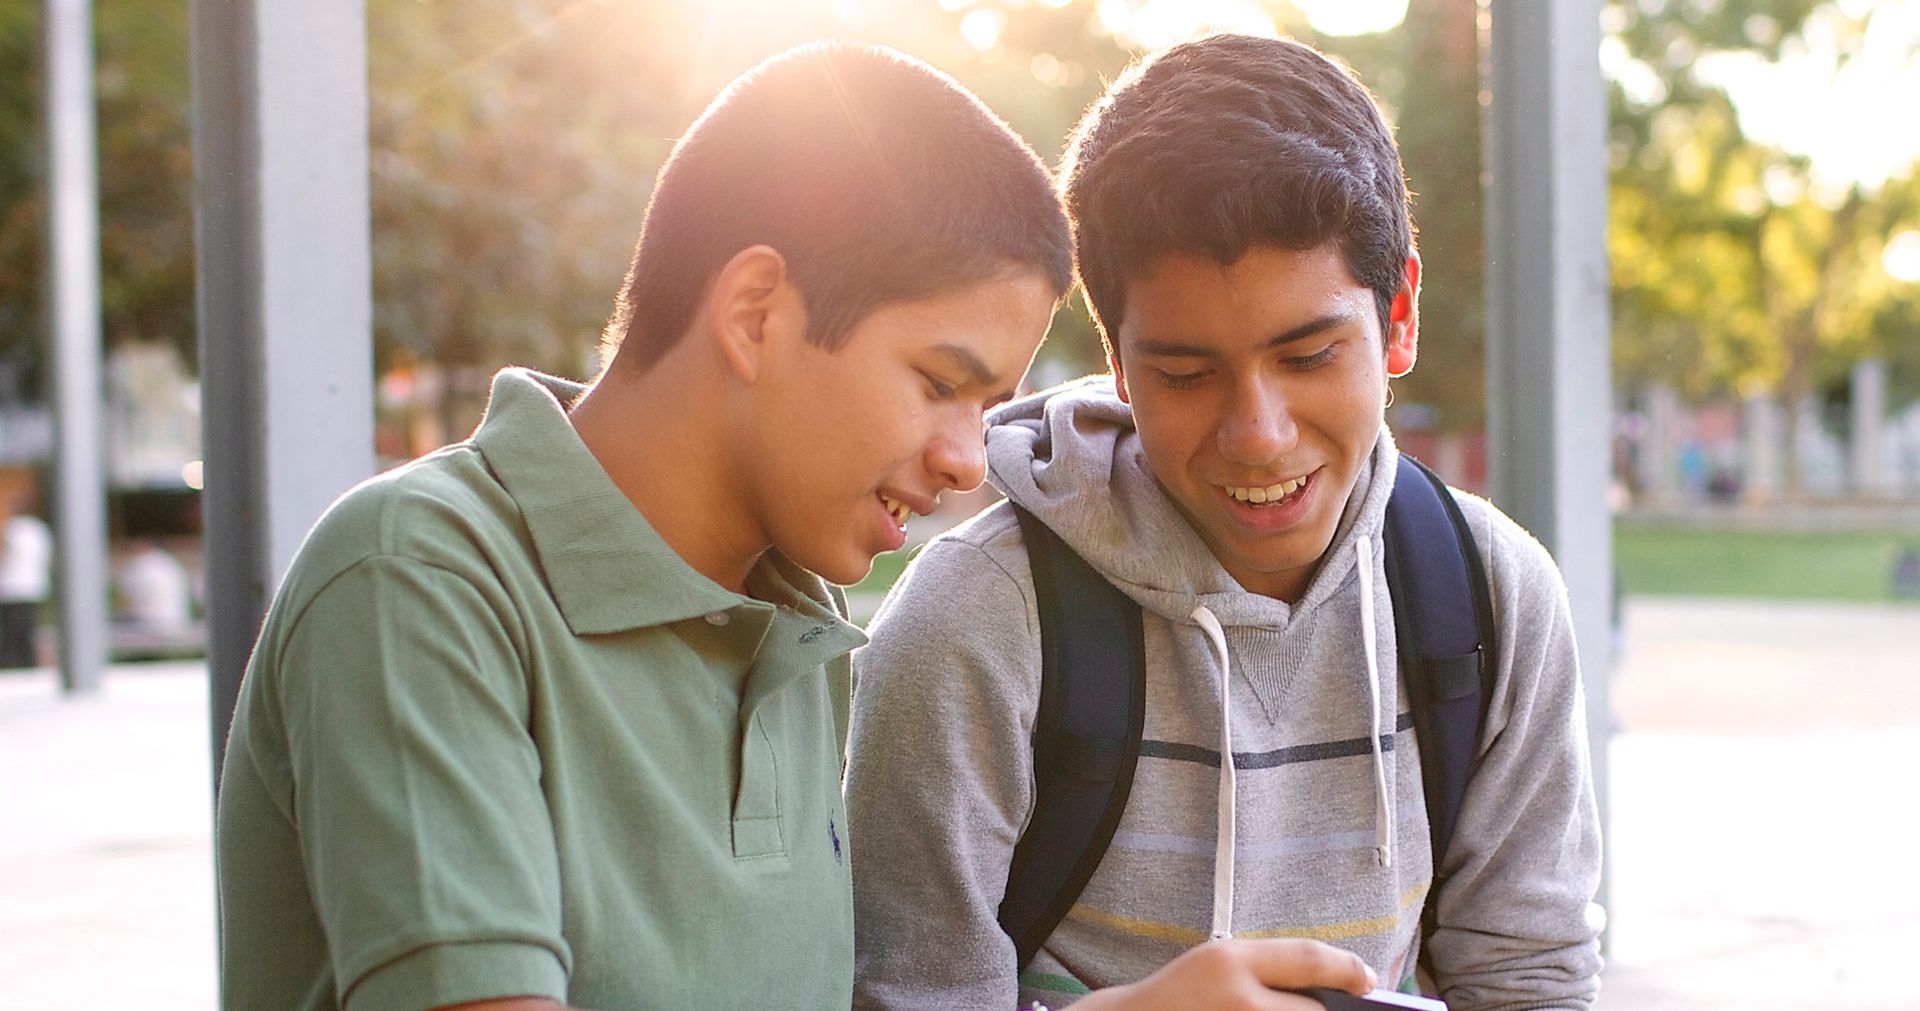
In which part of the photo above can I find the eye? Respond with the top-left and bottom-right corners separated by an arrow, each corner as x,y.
918,370 -> 958,400
1285,344 -> 1339,370
1154,367 -> 1208,390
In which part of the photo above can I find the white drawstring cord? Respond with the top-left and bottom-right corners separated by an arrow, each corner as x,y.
1191,604 -> 1237,942
1355,538 -> 1393,869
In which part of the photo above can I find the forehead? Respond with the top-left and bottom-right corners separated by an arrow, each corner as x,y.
847,270 -> 1057,358
1117,245 -> 1372,349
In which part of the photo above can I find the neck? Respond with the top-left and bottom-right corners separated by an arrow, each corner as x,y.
569,352 -> 765,593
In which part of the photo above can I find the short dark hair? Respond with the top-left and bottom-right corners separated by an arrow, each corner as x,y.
604,43 -> 1072,369
1059,34 -> 1413,356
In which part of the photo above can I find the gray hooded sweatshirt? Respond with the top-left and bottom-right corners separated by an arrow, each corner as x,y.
847,377 -> 1602,1010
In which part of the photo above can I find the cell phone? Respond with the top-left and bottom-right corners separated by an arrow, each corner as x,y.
1290,987 -> 1448,1010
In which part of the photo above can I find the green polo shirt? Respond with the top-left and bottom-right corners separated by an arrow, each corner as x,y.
215,368 -> 866,1011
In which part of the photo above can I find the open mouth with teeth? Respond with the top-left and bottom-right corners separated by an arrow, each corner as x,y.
879,494 -> 913,526
1223,472 -> 1311,506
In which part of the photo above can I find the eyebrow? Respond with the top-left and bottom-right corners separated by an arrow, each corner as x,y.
929,342 -> 998,385
929,343 -> 1025,408
1131,311 -> 1355,358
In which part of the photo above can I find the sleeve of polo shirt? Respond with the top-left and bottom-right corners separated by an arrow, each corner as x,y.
276,553 -> 570,1011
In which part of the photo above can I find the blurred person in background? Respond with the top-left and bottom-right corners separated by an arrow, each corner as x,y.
115,540 -> 193,635
0,484 -> 51,669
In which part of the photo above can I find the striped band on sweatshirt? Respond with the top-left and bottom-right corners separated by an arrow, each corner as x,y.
1065,879 -> 1432,947
1109,796 -> 1427,861
1016,969 -> 1092,998
1139,712 -> 1416,770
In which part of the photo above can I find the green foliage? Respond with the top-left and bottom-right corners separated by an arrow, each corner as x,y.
0,3 -> 44,393
1385,0 -> 1484,431
0,0 -> 194,395
364,0 -> 682,379
1604,0 -> 1920,410
1603,0 -> 1920,497
94,0 -> 193,360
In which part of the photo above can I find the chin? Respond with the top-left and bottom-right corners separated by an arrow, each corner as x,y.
806,551 -> 875,589
1236,533 -> 1334,576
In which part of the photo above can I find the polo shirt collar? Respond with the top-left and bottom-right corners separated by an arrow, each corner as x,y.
471,368 -> 860,647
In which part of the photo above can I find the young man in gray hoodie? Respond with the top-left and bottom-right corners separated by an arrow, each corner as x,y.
846,34 -> 1604,1011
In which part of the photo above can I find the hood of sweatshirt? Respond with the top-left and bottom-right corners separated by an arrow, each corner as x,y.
985,375 -> 1401,628
987,376 -> 1410,898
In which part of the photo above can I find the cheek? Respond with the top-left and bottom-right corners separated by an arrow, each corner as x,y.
853,399 -> 934,474
827,368 -> 919,449
1307,363 -> 1386,431
1129,396 -> 1209,474
1326,397 -> 1387,468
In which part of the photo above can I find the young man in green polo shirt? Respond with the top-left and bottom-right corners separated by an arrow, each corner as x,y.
215,43 -> 1379,1011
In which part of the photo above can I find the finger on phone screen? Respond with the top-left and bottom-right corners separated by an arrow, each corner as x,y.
1243,938 -> 1376,995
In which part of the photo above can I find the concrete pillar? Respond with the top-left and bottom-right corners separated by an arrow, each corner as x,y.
1639,382 -> 1680,503
1851,358 -> 1889,497
44,0 -> 109,694
1483,0 -> 1613,919
1742,392 -> 1781,503
190,0 -> 374,782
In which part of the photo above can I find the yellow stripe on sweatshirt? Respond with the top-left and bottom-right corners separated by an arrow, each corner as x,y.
1069,880 -> 1431,946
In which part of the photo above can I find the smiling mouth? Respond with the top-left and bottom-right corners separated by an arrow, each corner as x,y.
1222,471 -> 1313,506
879,494 -> 913,526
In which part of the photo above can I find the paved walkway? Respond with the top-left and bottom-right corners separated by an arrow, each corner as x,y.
2,597 -> 1916,1009
1599,598 -> 1920,1010
0,661 -> 214,1010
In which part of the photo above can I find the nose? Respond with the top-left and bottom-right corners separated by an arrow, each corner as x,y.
1215,376 -> 1297,466
927,411 -> 989,493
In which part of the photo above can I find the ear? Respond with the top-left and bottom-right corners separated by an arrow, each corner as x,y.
1108,349 -> 1132,405
706,245 -> 802,384
1385,253 -> 1421,379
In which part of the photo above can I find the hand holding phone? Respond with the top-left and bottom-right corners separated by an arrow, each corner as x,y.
1068,938 -> 1378,1011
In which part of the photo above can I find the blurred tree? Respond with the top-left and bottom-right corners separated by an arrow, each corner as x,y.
1390,0 -> 1485,432
1861,168 -> 1920,406
94,0 -> 193,361
365,0 -> 693,428
0,0 -> 193,400
0,2 -> 43,399
1603,0 -> 1919,494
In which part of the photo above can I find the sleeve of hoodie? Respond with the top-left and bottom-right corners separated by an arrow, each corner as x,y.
1426,492 -> 1605,1011
846,528 -> 1037,1011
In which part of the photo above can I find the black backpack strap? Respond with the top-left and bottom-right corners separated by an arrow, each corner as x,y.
1381,454 -> 1496,943
997,504 -> 1147,971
